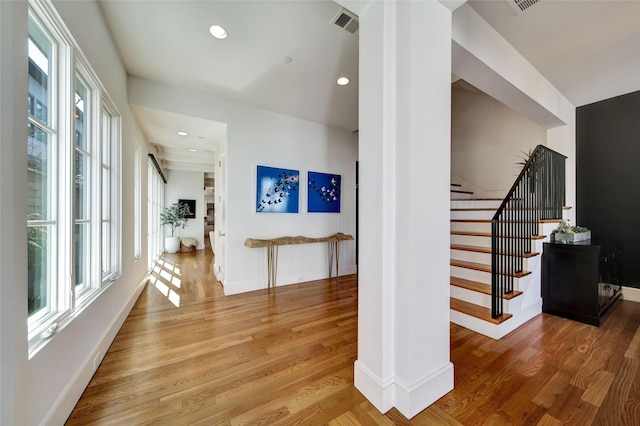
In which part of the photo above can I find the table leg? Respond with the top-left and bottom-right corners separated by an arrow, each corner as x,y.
328,241 -> 335,278
267,245 -> 278,290
336,241 -> 340,279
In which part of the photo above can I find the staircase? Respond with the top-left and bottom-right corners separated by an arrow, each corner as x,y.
449,145 -> 568,339
449,194 -> 564,338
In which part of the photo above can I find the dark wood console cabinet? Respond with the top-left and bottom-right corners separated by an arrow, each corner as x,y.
542,240 -> 622,326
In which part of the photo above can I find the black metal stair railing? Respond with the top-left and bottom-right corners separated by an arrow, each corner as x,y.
491,145 -> 567,318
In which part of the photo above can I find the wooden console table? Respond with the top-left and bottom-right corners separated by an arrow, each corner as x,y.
244,232 -> 354,290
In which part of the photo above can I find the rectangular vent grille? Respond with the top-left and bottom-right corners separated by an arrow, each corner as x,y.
510,0 -> 540,14
333,9 -> 359,35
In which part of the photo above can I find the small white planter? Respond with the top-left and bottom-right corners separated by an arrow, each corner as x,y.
553,231 -> 591,243
165,236 -> 180,253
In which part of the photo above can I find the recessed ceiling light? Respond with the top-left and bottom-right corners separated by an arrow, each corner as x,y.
177,131 -> 188,136
337,76 -> 350,86
190,149 -> 197,152
209,25 -> 228,39
283,56 -> 292,64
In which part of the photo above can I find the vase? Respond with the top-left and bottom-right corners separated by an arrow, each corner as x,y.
165,236 -> 180,253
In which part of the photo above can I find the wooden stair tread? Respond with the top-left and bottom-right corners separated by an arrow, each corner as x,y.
451,244 -> 539,258
451,189 -> 474,194
451,230 -> 546,240
451,198 -> 503,201
450,297 -> 512,325
451,260 -> 531,278
450,276 -> 523,299
450,183 -> 462,187
452,219 -> 561,224
451,208 -> 496,211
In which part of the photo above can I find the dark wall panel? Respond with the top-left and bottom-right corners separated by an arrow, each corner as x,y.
577,90 -> 640,287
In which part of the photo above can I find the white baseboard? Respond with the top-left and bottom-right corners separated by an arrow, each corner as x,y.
354,360 -> 454,419
44,274 -> 148,426
222,265 -> 357,296
354,360 -> 394,414
622,286 -> 640,303
394,362 -> 454,419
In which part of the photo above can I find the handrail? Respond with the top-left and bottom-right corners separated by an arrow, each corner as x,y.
491,145 -> 567,318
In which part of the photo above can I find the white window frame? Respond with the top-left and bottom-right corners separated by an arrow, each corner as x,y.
28,0 -> 121,356
134,144 -> 142,260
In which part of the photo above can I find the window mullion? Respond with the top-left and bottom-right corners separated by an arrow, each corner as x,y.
59,43 -> 74,312
92,91 -> 102,287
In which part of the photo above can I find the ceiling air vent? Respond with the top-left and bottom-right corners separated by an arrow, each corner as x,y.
508,0 -> 541,14
333,8 -> 359,35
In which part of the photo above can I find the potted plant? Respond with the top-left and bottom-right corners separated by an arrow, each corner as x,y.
160,202 -> 191,253
552,220 -> 591,243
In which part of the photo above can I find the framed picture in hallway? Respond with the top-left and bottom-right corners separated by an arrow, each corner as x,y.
256,165 -> 300,213
307,171 -> 341,213
178,199 -> 196,218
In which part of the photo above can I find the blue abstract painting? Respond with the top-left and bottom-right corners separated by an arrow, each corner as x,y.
256,165 -> 299,213
308,171 -> 341,213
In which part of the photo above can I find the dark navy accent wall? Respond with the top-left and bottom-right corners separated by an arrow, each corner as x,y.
576,90 -> 640,288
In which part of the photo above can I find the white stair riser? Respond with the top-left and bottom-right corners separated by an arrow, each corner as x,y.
451,265 -> 491,284
450,310 -> 501,340
451,210 -> 496,220
450,249 -> 533,269
451,221 -> 492,234
451,234 -> 491,247
450,298 -> 542,340
451,200 -> 502,209
450,265 -> 527,290
450,287 -> 519,311
450,192 -> 474,199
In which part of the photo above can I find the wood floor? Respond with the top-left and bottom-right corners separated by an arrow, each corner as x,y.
66,248 -> 640,425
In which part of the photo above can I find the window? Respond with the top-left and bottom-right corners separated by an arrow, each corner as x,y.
27,0 -> 121,354
148,158 -> 164,269
134,144 -> 141,260
27,10 -> 57,326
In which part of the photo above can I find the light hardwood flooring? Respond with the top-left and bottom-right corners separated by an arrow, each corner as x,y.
66,248 -> 640,425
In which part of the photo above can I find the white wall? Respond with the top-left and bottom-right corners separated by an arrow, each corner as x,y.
165,170 -> 206,250
451,84 -> 547,197
0,2 -> 29,423
0,1 -> 151,424
128,77 -> 358,295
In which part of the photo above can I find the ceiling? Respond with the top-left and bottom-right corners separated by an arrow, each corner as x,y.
97,0 -> 640,174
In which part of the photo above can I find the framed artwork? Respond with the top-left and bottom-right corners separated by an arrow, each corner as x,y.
178,199 -> 196,219
308,171 -> 341,213
256,165 -> 300,213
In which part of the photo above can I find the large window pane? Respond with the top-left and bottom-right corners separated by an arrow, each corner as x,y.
74,223 -> 89,288
74,150 -> 89,220
28,224 -> 51,316
102,166 -> 110,220
102,221 -> 110,276
28,17 -> 52,127
102,111 -> 110,166
75,78 -> 88,151
27,122 -> 51,219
